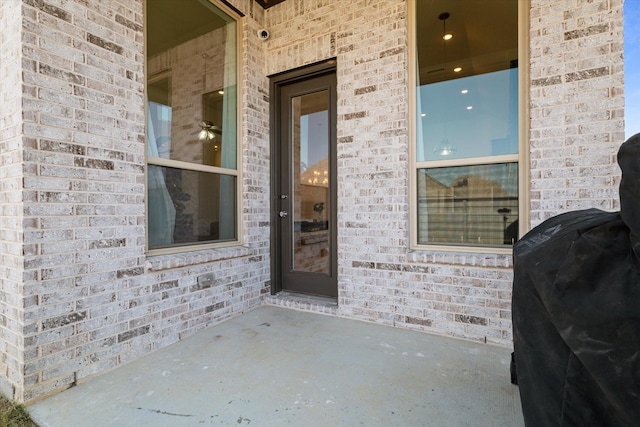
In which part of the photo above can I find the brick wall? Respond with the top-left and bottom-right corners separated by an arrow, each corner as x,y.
262,0 -> 624,344
0,0 -> 627,403
2,0 -> 272,402
263,0 -> 516,344
0,0 -> 26,401
529,0 -> 624,226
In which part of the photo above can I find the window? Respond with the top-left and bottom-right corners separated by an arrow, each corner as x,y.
625,1 -> 640,140
146,0 -> 240,252
411,0 -> 522,250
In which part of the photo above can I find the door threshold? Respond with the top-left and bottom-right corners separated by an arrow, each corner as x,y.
265,291 -> 338,316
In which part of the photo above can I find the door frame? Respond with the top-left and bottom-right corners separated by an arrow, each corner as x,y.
269,59 -> 338,297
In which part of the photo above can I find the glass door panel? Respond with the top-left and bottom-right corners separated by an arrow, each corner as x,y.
291,91 -> 330,274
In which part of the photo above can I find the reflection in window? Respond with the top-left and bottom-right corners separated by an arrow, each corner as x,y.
293,91 -> 330,274
625,1 -> 640,140
418,67 -> 518,161
413,0 -> 519,247
148,166 -> 236,249
202,90 -> 225,165
146,0 -> 238,251
417,164 -> 518,246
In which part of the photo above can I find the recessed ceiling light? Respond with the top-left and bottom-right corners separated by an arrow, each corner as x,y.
461,89 -> 469,94
466,106 -> 473,110
453,67 -> 462,73
443,33 -> 453,41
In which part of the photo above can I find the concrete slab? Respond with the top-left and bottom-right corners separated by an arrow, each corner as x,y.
29,306 -> 524,426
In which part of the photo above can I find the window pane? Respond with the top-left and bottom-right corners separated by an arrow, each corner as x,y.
417,163 -> 518,246
415,0 -> 518,161
146,0 -> 239,251
146,0 -> 237,169
147,96 -> 172,159
292,91 -> 330,275
418,68 -> 518,160
148,165 -> 237,250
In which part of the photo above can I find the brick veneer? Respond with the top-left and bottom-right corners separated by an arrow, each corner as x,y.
0,0 -> 626,402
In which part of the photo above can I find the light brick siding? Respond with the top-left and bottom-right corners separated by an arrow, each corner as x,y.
0,0 -> 26,400
0,0 -> 626,402
2,0 -> 270,402
529,0 -> 624,226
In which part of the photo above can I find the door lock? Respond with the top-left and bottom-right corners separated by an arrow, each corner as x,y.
279,211 -> 288,218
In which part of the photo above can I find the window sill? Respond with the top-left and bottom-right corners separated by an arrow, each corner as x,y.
145,244 -> 254,272
410,243 -> 514,255
407,246 -> 513,268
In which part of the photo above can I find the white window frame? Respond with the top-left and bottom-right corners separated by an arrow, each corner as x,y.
408,0 -> 529,254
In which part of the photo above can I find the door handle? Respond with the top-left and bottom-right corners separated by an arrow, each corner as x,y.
279,211 -> 288,218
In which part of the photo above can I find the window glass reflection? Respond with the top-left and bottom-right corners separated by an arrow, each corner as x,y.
292,91 -> 330,274
414,0 -> 519,248
148,165 -> 236,250
146,0 -> 239,251
417,67 -> 518,161
417,163 -> 518,246
415,0 -> 518,162
146,0 -> 237,169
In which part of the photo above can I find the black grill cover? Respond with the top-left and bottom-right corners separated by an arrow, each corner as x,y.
512,134 -> 640,426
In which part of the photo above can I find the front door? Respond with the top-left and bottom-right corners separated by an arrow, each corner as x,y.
270,61 -> 337,298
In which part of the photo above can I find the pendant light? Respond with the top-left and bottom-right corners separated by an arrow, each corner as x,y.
434,12 -> 457,156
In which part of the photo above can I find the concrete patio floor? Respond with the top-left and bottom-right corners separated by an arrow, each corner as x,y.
28,305 -> 524,426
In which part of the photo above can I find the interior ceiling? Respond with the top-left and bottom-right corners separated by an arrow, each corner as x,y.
147,0 -> 281,57
148,0 -> 516,84
417,0 -> 518,85
147,0 -> 229,57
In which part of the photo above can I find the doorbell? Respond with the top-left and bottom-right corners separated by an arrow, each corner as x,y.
258,29 -> 270,40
